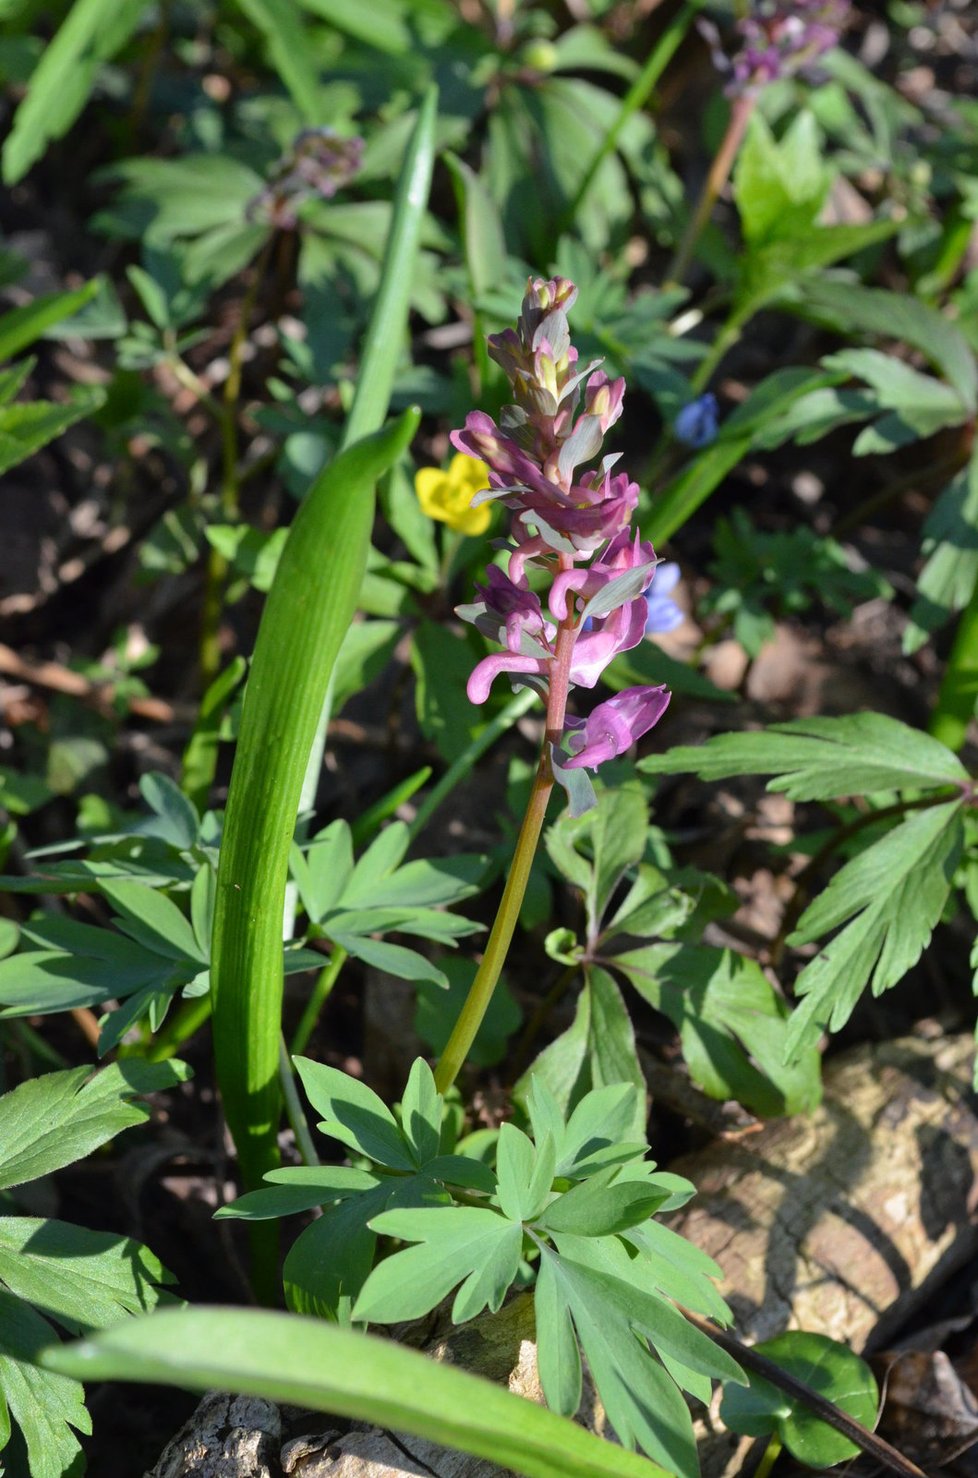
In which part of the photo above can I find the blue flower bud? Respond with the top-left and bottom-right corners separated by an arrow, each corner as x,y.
674,394 -> 719,449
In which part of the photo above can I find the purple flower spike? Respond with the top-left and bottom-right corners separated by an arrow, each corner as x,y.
644,562 -> 684,635
452,275 -> 675,813
562,686 -> 671,771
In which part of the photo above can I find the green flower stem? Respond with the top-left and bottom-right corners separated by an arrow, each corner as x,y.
557,1 -> 700,237
290,943 -> 349,1058
665,91 -> 756,289
434,605 -> 577,1093
433,759 -> 553,1095
929,570 -> 978,752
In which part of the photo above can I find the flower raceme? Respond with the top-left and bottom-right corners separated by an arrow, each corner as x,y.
452,277 -> 670,810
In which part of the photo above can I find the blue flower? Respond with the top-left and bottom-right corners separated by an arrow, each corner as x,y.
644,562 -> 683,635
674,394 -> 719,449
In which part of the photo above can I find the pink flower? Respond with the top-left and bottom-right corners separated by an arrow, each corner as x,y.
562,686 -> 671,771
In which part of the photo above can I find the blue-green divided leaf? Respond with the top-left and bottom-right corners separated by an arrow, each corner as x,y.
622,1217 -> 732,1328
355,1206 -> 523,1326
0,1290 -> 90,1478
785,801 -> 965,1059
610,944 -> 821,1116
534,1240 -> 736,1477
521,1079 -> 646,1185
217,1165 -> 379,1222
292,1058 -> 414,1171
284,1180 -> 402,1323
538,1168 -> 671,1238
333,932 -> 449,988
905,456 -> 978,655
0,1059 -> 190,1190
98,880 -> 206,963
137,773 -> 200,851
514,970 -> 646,1141
720,1331 -> 878,1467
640,711 -> 968,797
398,1058 -> 442,1168
291,820 -> 355,923
495,1124 -> 555,1224
45,1306 -> 673,1478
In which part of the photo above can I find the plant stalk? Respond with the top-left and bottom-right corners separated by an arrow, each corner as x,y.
434,601 -> 577,1092
666,92 -> 755,289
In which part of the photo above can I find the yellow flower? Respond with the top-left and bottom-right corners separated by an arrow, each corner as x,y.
414,454 -> 492,536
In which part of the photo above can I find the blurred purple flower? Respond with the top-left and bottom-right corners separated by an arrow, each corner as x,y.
644,562 -> 683,635
247,128 -> 364,229
674,394 -> 719,449
704,0 -> 849,96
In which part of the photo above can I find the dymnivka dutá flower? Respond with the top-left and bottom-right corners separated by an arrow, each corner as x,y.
453,277 -> 670,813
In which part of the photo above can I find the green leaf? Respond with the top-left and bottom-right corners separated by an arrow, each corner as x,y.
412,621 -> 483,763
641,712 -> 968,797
534,1241 -> 734,1477
2,0 -> 148,184
515,972 -> 645,1141
445,153 -> 508,302
610,945 -> 821,1116
0,386 -> 107,476
45,1306 -> 671,1478
355,1205 -> 523,1325
786,800 -> 965,1056
0,1060 -> 190,1190
335,933 -> 449,988
537,1168 -> 671,1237
775,277 -> 978,413
293,1057 -> 414,1171
546,781 -> 649,940
905,455 -> 978,654
733,111 -> 829,245
0,1291 -> 90,1478
821,347 -> 968,451
0,280 -> 100,360
495,1123 -> 556,1224
398,1057 -> 443,1168
720,1331 -> 878,1467
235,0 -> 321,122
0,1216 -> 174,1333
98,880 -> 206,963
